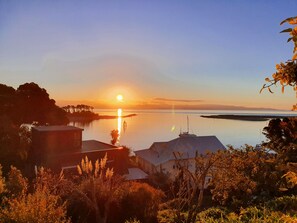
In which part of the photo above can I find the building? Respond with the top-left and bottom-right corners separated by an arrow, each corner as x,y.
32,126 -> 83,161
31,126 -> 129,174
135,133 -> 225,178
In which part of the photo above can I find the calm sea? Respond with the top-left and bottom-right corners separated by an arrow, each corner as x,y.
69,109 -> 296,152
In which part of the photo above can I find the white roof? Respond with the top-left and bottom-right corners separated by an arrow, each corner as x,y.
135,134 -> 225,166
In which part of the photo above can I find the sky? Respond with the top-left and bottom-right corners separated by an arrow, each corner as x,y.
0,0 -> 297,110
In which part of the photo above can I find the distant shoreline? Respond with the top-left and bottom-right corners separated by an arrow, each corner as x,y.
97,113 -> 137,119
200,115 -> 297,121
67,113 -> 137,122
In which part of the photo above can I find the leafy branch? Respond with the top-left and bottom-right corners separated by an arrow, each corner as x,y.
261,16 -> 297,110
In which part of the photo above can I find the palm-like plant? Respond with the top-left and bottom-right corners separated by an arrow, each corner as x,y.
74,155 -> 122,223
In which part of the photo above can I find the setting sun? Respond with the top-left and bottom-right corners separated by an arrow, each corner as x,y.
116,94 -> 123,102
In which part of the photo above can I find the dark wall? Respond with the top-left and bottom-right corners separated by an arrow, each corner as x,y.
47,148 -> 129,174
32,129 -> 82,164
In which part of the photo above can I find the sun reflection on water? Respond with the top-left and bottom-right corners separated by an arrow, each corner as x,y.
117,108 -> 122,141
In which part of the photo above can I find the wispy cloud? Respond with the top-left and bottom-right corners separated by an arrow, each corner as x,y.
153,98 -> 203,103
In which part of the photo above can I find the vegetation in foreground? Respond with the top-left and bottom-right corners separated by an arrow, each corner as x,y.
1,137 -> 297,223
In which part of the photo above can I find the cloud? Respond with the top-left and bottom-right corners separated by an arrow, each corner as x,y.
153,98 -> 203,103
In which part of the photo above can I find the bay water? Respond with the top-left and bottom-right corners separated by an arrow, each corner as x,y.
70,109 -> 296,152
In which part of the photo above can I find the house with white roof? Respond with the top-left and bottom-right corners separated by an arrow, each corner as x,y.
135,133 -> 225,178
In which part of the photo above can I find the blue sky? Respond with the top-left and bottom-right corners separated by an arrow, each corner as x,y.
0,0 -> 297,109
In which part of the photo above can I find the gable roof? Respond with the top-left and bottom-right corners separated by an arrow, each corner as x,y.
124,168 -> 148,180
135,134 -> 225,166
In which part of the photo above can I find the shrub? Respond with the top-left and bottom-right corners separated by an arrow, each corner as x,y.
157,209 -> 176,223
0,165 -> 5,195
124,218 -> 141,223
197,207 -> 228,221
110,182 -> 164,223
265,195 -> 297,212
6,166 -> 28,196
0,186 -> 70,223
193,205 -> 297,223
239,206 -> 264,222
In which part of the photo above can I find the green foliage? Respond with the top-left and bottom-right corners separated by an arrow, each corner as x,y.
192,196 -> 297,222
239,206 -> 264,222
265,195 -> 297,212
157,209 -> 176,223
197,207 -> 228,220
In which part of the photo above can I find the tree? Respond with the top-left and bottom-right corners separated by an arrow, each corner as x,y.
260,16 -> 297,199
0,84 -> 16,116
15,82 -> 68,125
261,16 -> 297,110
165,151 -> 222,223
0,116 -> 24,173
210,146 -> 280,208
110,129 -> 119,145
263,117 -> 297,163
0,118 -> 33,174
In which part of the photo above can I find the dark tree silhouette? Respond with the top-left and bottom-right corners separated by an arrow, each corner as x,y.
263,118 -> 297,163
0,84 -> 16,118
0,82 -> 68,173
110,129 -> 119,145
14,82 -> 68,125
